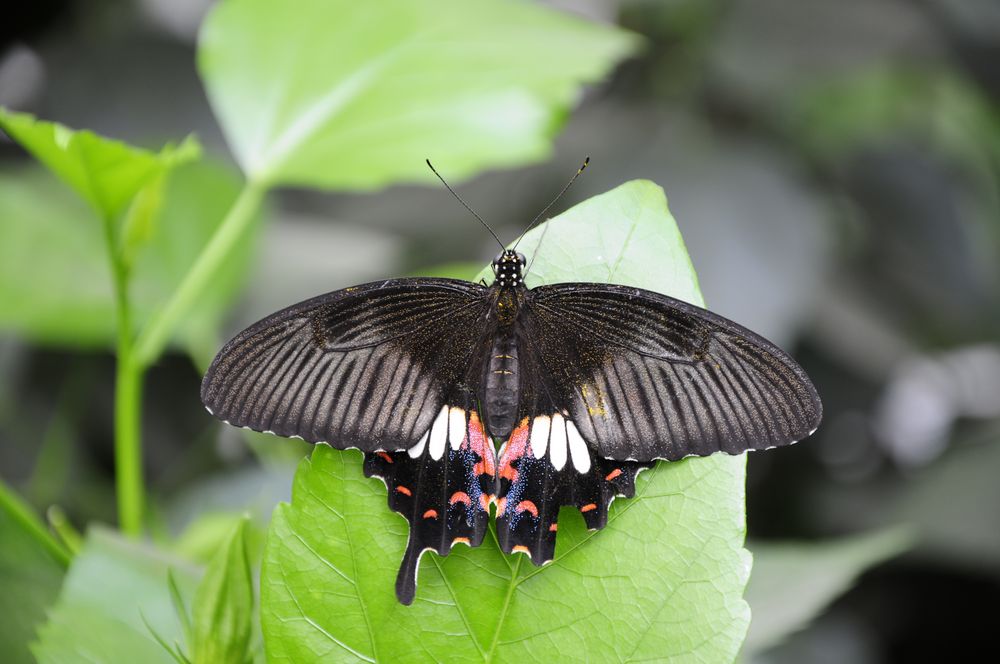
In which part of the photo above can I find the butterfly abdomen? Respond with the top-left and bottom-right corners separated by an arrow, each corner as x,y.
484,334 -> 520,439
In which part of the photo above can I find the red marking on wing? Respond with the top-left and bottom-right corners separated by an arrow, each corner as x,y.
605,468 -> 622,481
512,545 -> 531,554
449,491 -> 471,506
496,497 -> 508,516
395,485 -> 412,497
549,523 -> 558,532
480,494 -> 495,511
580,503 -> 597,513
498,418 -> 530,482
377,452 -> 394,464
468,411 -> 496,478
422,509 -> 438,519
516,500 -> 539,517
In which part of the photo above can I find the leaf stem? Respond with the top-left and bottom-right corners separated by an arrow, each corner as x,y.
0,478 -> 71,567
485,554 -> 522,663
133,180 -> 266,367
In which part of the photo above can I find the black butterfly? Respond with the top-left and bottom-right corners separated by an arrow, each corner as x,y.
201,162 -> 822,605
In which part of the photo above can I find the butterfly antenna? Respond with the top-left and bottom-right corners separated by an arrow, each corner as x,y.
523,214 -> 553,277
512,156 -> 589,251
426,159 -> 505,251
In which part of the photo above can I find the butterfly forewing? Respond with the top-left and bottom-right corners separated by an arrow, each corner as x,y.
201,278 -> 491,452
520,283 -> 822,462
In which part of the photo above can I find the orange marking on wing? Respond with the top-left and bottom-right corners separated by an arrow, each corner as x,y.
449,491 -> 471,506
377,451 -> 394,463
512,545 -> 531,554
549,523 -> 558,532
422,509 -> 438,519
479,493 -> 494,511
605,468 -> 622,481
498,418 -> 530,482
497,497 -> 507,516
468,411 -> 496,477
516,500 -> 539,517
452,537 -> 471,545
580,503 -> 597,513
395,485 -> 412,497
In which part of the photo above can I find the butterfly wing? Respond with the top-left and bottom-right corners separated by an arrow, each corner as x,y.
520,282 -> 822,462
490,283 -> 821,565
201,277 -> 491,452
364,389 -> 497,604
203,277 -> 502,604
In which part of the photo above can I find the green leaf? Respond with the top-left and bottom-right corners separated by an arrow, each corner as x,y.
0,484 -> 67,664
743,529 -> 912,657
0,107 -> 199,223
261,181 -> 751,662
198,0 -> 638,188
0,161 -> 259,353
32,527 -> 200,664
191,518 -> 254,664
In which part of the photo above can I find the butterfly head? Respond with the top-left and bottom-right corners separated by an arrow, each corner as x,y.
492,250 -> 526,288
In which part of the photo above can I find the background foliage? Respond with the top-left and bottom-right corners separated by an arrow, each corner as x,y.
2,0 -> 999,662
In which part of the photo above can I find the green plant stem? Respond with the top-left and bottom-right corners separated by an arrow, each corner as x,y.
115,347 -> 144,536
0,479 -> 71,567
134,180 -> 266,368
105,209 -> 146,537
109,178 -> 265,538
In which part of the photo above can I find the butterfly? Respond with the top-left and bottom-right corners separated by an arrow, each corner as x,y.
201,160 -> 822,605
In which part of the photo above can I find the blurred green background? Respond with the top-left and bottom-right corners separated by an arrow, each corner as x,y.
1,1 -> 999,662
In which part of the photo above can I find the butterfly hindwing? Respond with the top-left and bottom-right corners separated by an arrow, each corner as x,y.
521,283 -> 823,462
363,392 -> 497,605
201,278 -> 490,452
495,412 -> 652,565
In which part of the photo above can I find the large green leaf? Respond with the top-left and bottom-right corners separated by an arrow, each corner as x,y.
0,483 -> 67,664
198,0 -> 638,188
0,108 -> 198,223
261,181 -> 752,662
743,529 -> 912,657
0,161 -> 259,352
32,527 -> 200,664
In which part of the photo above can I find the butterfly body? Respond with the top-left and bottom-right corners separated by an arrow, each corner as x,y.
202,248 -> 821,604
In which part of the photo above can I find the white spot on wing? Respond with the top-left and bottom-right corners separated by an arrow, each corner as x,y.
530,415 -> 550,458
549,413 -> 568,471
408,429 -> 429,459
428,405 -> 449,460
448,407 -> 466,451
566,420 -> 590,473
